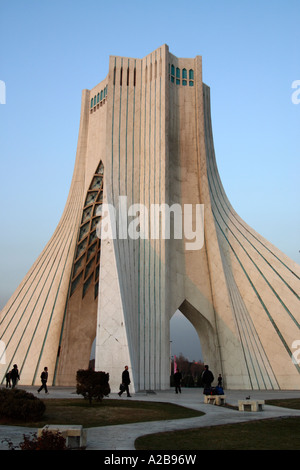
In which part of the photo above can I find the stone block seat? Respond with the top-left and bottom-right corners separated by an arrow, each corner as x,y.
204,395 -> 226,405
37,425 -> 87,449
238,400 -> 265,412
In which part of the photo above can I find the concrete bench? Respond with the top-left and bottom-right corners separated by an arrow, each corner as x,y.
204,395 -> 226,406
238,400 -> 265,412
37,425 -> 87,449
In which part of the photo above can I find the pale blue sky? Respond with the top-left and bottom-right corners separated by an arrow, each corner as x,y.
0,0 -> 299,360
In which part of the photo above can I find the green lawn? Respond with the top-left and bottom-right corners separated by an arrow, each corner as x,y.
265,398 -> 300,410
2,396 -> 300,450
0,398 -> 204,428
135,416 -> 300,450
135,398 -> 300,450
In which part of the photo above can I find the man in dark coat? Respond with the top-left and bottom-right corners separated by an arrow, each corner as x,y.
37,367 -> 49,394
10,364 -> 20,388
118,365 -> 131,397
201,365 -> 214,392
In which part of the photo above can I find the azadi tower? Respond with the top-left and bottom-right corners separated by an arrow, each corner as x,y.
1,45 -> 299,392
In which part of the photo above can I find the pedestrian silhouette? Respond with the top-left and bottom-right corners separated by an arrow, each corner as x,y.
10,364 -> 19,388
37,367 -> 49,394
201,364 -> 214,393
118,365 -> 131,397
174,369 -> 182,394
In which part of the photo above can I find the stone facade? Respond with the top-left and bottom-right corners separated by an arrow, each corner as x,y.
1,45 -> 299,391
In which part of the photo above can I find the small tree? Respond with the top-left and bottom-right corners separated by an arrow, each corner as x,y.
76,369 -> 110,404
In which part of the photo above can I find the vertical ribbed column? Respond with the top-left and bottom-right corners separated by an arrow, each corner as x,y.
96,46 -> 169,391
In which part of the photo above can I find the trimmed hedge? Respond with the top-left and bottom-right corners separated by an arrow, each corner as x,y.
76,369 -> 110,404
0,388 -> 46,421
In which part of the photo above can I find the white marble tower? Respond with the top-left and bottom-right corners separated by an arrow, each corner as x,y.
1,45 -> 299,391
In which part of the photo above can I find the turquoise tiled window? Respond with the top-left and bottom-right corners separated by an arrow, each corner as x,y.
169,65 -> 194,87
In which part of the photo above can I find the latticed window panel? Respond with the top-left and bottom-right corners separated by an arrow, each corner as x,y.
70,161 -> 104,299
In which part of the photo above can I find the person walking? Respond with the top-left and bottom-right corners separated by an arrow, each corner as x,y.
10,364 -> 20,388
37,367 -> 49,394
174,369 -> 182,394
118,365 -> 131,397
5,371 -> 11,388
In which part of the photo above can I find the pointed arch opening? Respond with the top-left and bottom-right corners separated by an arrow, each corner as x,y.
170,308 -> 204,388
170,310 -> 203,362
170,300 -> 220,389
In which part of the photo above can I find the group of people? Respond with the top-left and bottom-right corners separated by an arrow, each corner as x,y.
117,364 -> 222,397
4,362 -> 221,397
5,364 -> 49,394
5,364 -> 20,389
5,362 -> 131,397
173,365 -> 222,394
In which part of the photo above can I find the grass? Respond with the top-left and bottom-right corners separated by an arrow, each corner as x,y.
135,398 -> 300,450
135,416 -> 300,450
265,398 -> 300,410
0,398 -> 204,428
1,396 -> 300,450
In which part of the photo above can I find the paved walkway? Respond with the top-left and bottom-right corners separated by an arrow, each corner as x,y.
1,386 -> 300,450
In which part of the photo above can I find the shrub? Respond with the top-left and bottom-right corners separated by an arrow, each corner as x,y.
76,369 -> 110,404
21,428 -> 67,450
3,428 -> 67,450
0,388 -> 45,422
